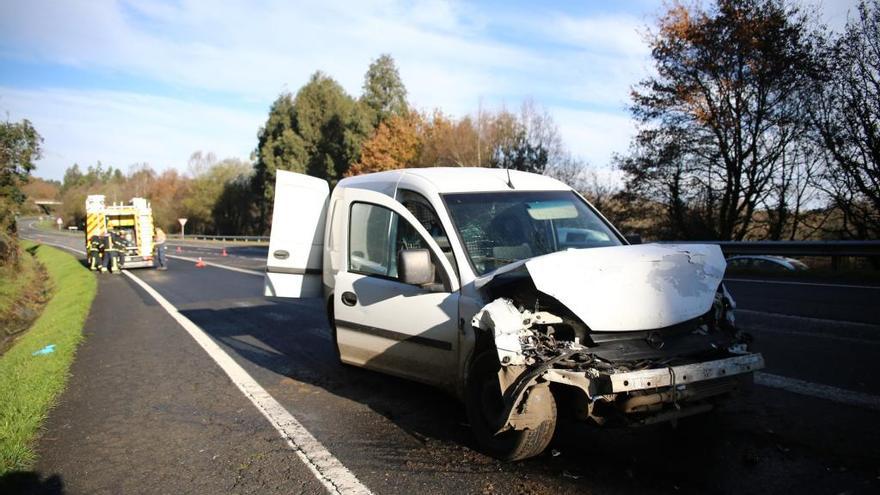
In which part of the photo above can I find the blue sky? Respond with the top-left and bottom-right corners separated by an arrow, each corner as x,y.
0,0 -> 860,181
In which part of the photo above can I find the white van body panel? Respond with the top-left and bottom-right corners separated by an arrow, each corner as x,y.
330,185 -> 461,387
264,170 -> 329,298
524,243 -> 726,331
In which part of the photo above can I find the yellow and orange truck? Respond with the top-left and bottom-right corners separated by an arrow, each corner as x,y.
85,195 -> 155,270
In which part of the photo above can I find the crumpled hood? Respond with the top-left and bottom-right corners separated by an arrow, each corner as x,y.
503,244 -> 726,332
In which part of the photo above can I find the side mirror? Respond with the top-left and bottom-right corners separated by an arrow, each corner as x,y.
398,249 -> 435,286
625,233 -> 642,245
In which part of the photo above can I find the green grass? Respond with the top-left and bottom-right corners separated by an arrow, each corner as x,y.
0,241 -> 96,474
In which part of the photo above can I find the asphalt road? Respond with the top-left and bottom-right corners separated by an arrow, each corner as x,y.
11,223 -> 880,494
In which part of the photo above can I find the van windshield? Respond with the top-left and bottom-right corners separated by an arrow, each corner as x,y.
443,190 -> 622,276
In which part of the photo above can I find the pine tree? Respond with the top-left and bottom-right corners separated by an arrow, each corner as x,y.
361,54 -> 409,128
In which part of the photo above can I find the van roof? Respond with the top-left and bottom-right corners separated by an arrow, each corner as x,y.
338,167 -> 572,193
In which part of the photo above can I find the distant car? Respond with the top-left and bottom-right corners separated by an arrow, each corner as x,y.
726,255 -> 809,272
67,226 -> 79,231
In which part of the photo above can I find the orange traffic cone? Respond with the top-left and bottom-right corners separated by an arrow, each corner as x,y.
176,246 -> 182,253
221,247 -> 228,257
195,257 -> 206,268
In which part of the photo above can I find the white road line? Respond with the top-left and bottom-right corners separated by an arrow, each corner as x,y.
755,372 -> 880,412
122,270 -> 372,495
749,327 -> 880,346
736,308 -> 880,329
725,278 -> 880,290
167,254 -> 264,277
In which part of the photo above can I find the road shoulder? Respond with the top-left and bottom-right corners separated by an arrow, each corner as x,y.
8,270 -> 326,494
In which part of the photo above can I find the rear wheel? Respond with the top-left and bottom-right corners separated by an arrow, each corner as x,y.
465,351 -> 556,461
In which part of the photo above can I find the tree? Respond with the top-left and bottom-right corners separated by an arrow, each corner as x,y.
252,72 -> 370,233
252,93 -> 306,233
347,112 -> 422,175
812,0 -> 880,239
620,0 -> 819,240
417,110 -> 483,167
184,152 -> 252,234
147,169 -> 190,232
490,101 -> 564,174
293,72 -> 371,182
0,118 -> 42,233
213,173 -> 257,235
361,54 -> 409,127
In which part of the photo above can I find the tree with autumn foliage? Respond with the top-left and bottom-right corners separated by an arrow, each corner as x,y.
618,0 -> 820,240
347,112 -> 422,175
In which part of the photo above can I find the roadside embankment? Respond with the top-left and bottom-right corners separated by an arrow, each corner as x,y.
0,241 -> 96,474
1,241 -> 50,354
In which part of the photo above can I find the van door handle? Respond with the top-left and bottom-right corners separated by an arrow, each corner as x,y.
341,291 -> 357,306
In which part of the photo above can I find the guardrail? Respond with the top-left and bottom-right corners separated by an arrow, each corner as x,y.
666,240 -> 880,269
185,235 -> 269,243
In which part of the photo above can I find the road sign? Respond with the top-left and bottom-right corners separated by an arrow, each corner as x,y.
178,218 -> 188,239
56,217 -> 63,230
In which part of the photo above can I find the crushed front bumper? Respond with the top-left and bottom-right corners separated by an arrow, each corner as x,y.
606,353 -> 765,394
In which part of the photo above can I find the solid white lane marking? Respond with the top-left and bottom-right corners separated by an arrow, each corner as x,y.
746,327 -> 880,345
736,308 -> 880,335
755,372 -> 880,412
167,254 -> 263,277
123,270 -> 372,495
749,327 -> 880,346
736,309 -> 880,329
725,278 -> 880,290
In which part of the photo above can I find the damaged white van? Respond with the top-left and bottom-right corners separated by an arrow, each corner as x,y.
265,168 -> 764,461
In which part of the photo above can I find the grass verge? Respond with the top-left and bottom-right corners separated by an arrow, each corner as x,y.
0,245 -> 42,319
0,241 -> 96,474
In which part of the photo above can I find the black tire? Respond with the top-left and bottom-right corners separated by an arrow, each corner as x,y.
465,351 -> 556,461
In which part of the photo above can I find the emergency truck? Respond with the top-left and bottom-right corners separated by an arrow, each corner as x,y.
85,195 -> 155,270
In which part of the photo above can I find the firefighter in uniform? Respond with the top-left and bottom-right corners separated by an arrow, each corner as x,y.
99,231 -> 123,273
87,235 -> 103,271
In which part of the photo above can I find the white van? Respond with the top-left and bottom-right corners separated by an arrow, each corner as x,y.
265,168 -> 764,460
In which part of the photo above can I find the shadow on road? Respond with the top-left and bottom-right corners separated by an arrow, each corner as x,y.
178,299 -> 880,494
0,472 -> 65,495
179,299 -> 476,452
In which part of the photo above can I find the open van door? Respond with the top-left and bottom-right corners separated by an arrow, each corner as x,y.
264,170 -> 328,298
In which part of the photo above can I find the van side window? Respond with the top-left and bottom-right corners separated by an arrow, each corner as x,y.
348,202 -> 444,287
396,190 -> 459,275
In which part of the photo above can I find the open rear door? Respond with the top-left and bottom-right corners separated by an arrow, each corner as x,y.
264,170 -> 329,298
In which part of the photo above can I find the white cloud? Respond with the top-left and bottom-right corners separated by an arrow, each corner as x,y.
0,0 -> 659,181
0,0 -> 539,105
551,107 -> 636,170
0,87 -> 263,179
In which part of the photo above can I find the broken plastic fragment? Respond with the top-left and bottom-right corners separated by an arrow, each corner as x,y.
472,298 -> 532,366
32,344 -> 55,356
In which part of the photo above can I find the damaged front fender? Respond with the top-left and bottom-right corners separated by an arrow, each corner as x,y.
472,298 -> 582,432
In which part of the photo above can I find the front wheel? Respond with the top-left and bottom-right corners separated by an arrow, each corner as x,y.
465,351 -> 556,461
